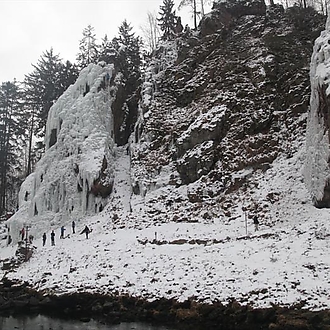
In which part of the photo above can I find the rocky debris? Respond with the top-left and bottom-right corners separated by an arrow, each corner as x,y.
1,241 -> 35,271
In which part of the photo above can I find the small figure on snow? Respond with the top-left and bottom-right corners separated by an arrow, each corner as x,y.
51,230 -> 55,246
80,225 -> 91,239
253,215 -> 259,231
72,220 -> 76,234
42,233 -> 46,246
60,225 -> 66,239
20,227 -> 25,241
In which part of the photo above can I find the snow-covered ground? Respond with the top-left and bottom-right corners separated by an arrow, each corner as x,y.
1,142 -> 329,312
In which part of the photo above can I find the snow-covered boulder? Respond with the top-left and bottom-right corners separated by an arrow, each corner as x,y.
9,63 -> 116,240
305,16 -> 330,207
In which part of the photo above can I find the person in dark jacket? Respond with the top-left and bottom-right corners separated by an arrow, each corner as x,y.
51,230 -> 55,246
72,220 -> 76,234
81,225 -> 91,239
42,233 -> 46,246
253,215 -> 259,231
60,226 -> 66,239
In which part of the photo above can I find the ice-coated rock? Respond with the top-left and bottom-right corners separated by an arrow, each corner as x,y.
10,63 -> 116,240
305,18 -> 330,207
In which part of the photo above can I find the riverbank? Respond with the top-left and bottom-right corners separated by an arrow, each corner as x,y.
1,278 -> 329,330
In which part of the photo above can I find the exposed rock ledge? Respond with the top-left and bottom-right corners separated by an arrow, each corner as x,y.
1,278 -> 329,330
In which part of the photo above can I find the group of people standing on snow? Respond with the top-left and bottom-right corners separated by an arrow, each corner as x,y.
42,221 -> 92,246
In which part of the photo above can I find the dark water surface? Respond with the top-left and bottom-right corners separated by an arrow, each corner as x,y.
0,314 -> 175,330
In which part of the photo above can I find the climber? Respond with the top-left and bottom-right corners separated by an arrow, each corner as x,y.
60,225 -> 66,239
20,227 -> 25,241
80,225 -> 91,239
51,230 -> 55,246
253,215 -> 259,231
42,233 -> 46,246
72,220 -> 76,234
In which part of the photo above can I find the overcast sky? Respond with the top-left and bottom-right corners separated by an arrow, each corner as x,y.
0,0 -> 211,83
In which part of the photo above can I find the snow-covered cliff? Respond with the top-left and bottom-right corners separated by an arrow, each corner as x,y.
305,16 -> 330,207
10,63 -> 116,241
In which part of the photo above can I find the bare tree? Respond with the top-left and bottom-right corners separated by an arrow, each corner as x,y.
140,11 -> 161,53
178,0 -> 211,30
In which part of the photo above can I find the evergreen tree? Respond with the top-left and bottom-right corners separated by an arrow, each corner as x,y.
98,35 -> 116,64
76,24 -> 99,69
112,20 -> 141,95
158,0 -> 177,40
98,34 -> 117,64
0,81 -> 27,215
59,60 -> 79,91
110,20 -> 142,146
23,49 -> 78,172
24,48 -> 64,137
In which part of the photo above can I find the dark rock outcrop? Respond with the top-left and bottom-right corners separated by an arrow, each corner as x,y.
200,0 -> 267,36
130,2 -> 325,224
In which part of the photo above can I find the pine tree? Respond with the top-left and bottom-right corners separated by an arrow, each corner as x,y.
76,25 -> 99,69
112,20 -> 141,95
59,61 -> 79,91
24,48 -> 63,137
0,81 -> 27,215
23,49 -> 78,173
24,49 -> 77,139
110,20 -> 142,146
98,34 -> 117,64
158,0 -> 177,40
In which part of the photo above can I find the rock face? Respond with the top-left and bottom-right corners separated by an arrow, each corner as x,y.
304,16 -> 330,208
200,0 -> 266,36
130,3 -> 325,222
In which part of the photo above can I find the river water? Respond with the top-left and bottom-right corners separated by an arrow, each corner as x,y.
0,314 -> 175,330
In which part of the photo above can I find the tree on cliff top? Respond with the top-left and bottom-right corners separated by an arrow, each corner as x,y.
112,20 -> 141,95
76,25 -> 99,70
158,0 -> 177,40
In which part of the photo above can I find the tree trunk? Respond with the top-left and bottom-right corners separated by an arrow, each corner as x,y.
200,0 -> 205,16
27,111 -> 35,176
193,0 -> 197,30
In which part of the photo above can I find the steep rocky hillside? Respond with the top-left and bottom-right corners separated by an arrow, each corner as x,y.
125,2 -> 325,226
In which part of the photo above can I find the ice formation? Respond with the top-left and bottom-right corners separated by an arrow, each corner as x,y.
11,63 -> 116,240
304,17 -> 330,207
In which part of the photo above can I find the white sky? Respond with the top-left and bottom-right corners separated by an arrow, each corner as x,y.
0,0 -> 210,83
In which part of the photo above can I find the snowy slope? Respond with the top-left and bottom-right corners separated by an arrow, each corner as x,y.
2,145 -> 330,311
